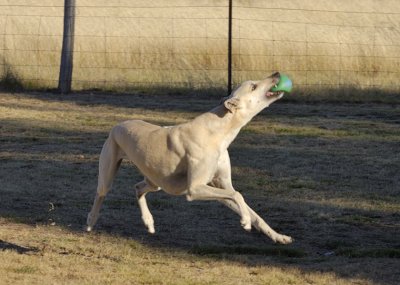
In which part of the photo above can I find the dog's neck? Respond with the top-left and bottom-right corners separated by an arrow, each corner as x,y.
212,103 -> 255,128
188,103 -> 255,149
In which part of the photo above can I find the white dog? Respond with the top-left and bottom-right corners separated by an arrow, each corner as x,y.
87,72 -> 293,244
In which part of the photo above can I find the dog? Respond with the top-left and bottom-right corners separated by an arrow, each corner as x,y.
87,72 -> 293,244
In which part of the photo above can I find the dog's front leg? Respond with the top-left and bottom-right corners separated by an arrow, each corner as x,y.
212,151 -> 293,244
219,200 -> 293,244
186,157 -> 252,231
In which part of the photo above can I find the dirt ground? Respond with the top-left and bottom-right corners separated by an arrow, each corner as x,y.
0,91 -> 399,284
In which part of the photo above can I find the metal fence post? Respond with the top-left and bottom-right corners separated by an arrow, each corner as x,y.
227,0 -> 233,95
58,0 -> 76,94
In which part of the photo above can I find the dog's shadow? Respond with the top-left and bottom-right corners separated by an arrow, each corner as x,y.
0,239 -> 39,254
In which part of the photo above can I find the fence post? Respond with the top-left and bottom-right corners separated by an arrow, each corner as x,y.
58,0 -> 76,94
227,0 -> 233,95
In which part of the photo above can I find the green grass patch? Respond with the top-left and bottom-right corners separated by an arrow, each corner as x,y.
335,215 -> 378,226
336,248 -> 400,258
12,265 -> 38,274
189,245 -> 306,258
286,86 -> 400,104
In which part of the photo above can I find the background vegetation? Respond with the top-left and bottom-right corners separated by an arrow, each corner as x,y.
1,0 -> 400,94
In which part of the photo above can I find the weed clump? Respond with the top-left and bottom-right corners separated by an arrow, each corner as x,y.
0,67 -> 24,92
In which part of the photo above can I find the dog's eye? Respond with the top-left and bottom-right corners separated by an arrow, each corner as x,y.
251,84 -> 257,91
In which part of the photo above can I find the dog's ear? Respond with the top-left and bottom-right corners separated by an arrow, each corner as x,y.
224,97 -> 240,113
220,95 -> 229,105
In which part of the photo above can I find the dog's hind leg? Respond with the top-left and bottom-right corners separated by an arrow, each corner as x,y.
86,137 -> 122,232
135,178 -> 161,234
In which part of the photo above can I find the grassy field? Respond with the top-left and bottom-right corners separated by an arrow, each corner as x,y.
0,91 -> 399,284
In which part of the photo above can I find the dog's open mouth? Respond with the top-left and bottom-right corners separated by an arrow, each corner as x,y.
265,91 -> 283,97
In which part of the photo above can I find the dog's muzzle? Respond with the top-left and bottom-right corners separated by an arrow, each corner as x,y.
265,91 -> 284,97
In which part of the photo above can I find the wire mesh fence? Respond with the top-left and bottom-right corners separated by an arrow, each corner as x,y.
1,0 -> 399,95
233,3 -> 400,92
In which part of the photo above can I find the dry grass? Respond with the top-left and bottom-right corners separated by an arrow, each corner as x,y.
1,221 -> 366,285
0,92 -> 399,285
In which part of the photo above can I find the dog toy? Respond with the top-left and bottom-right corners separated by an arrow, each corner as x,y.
270,74 -> 292,93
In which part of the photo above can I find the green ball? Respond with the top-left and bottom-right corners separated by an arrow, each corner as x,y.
270,74 -> 293,93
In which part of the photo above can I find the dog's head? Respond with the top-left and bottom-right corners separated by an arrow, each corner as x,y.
223,72 -> 284,116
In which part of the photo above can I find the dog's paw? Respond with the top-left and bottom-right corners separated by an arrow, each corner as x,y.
86,226 -> 92,232
241,218 -> 252,232
273,234 -> 293,245
243,224 -> 252,232
147,226 -> 155,234
142,215 -> 155,234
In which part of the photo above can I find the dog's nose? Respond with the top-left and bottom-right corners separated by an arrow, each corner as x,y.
272,72 -> 280,79
272,72 -> 280,84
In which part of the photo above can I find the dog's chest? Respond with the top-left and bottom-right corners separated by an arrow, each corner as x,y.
219,128 -> 241,151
